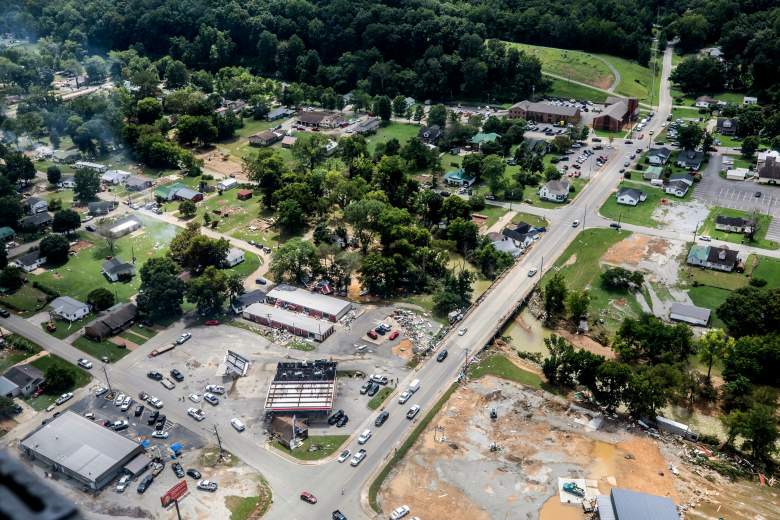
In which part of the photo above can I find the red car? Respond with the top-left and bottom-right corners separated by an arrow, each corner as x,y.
300,491 -> 317,504
204,320 -> 220,326
388,330 -> 399,340
367,330 -> 378,340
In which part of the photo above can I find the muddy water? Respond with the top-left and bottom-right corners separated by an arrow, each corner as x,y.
588,441 -> 619,492
538,495 -> 583,520
501,307 -> 551,354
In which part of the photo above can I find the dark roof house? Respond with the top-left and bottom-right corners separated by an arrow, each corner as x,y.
716,118 -> 737,136
84,303 -> 137,341
102,257 -> 135,282
20,212 -> 53,229
418,125 -> 442,143
676,150 -> 706,170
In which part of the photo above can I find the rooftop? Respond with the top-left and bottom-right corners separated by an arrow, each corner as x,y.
511,100 -> 580,117
608,487 -> 678,520
670,302 -> 711,323
264,360 -> 337,412
244,302 -> 333,335
50,296 -> 88,315
267,285 -> 352,317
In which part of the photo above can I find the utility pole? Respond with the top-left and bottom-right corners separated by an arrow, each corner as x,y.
214,425 -> 224,462
173,499 -> 182,520
102,364 -> 113,395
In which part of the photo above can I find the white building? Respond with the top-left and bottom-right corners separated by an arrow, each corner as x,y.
50,296 -> 90,322
267,284 -> 352,322
224,247 -> 245,267
74,161 -> 108,173
101,169 -> 131,185
243,303 -> 335,342
217,178 -> 238,191
615,187 -> 647,206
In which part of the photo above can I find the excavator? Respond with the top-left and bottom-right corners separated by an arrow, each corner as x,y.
563,482 -> 585,498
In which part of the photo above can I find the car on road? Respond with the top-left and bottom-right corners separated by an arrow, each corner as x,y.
161,378 -> 175,390
336,414 -> 349,427
300,491 -> 317,504
328,410 -> 345,425
187,407 -> 205,421
255,277 -> 267,285
388,330 -> 399,340
134,404 -> 144,416
609,223 -> 622,229
170,368 -> 184,382
358,429 -> 372,444
55,392 -> 73,405
332,511 -> 347,520
623,161 -> 630,167
406,405 -> 420,420
77,358 -> 93,369
147,371 -> 163,381
205,384 -> 225,394
137,475 -> 153,494
367,382 -> 380,396
172,462 -> 185,478
186,469 -> 201,479
528,268 -> 538,277
116,474 -> 130,492
699,235 -> 711,242
189,393 -> 201,403
176,332 -> 191,344
148,396 -> 164,409
350,449 -> 367,466
375,411 -> 389,427
204,319 -> 220,326
436,350 -> 448,362
337,449 -> 351,463
390,505 -> 411,520
152,430 -> 169,439
572,220 -> 580,227
457,328 -> 467,336
230,418 -> 245,432
0,308 -> 9,318
398,390 -> 412,404
197,480 -> 218,492
203,392 -> 219,405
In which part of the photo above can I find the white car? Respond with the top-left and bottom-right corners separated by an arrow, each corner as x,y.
188,393 -> 201,403
187,407 -> 205,421
699,235 -> 711,242
55,392 -> 73,405
205,384 -> 225,395
116,474 -> 130,492
203,392 -> 219,405
148,396 -> 164,409
152,430 -> 169,439
357,429 -> 372,445
94,386 -> 107,396
528,268 -> 538,277
337,449 -> 351,463
120,396 -> 132,411
230,418 -> 245,432
457,328 -> 467,336
350,449 -> 367,467
572,220 -> 580,228
398,390 -> 412,404
197,480 -> 218,492
176,332 -> 192,344
390,505 -> 411,520
114,393 -> 126,406
77,358 -> 93,369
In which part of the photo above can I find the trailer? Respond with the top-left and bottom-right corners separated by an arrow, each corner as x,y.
148,343 -> 176,358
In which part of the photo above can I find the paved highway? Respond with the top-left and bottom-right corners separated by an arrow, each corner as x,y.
1,46 -> 678,520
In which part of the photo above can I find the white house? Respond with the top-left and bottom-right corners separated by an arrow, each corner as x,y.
616,187 -> 647,206
664,180 -> 689,197
224,247 -> 245,267
101,169 -> 131,185
538,180 -> 570,203
25,197 -> 49,215
50,296 -> 90,322
14,251 -> 46,272
217,178 -> 238,191
647,147 -> 672,166
74,161 -> 107,173
743,96 -> 758,105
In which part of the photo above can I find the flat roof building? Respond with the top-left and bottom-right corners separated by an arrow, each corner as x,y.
508,100 -> 581,124
243,303 -> 334,341
266,284 -> 352,321
20,411 -> 145,490
669,302 -> 711,327
264,360 -> 337,414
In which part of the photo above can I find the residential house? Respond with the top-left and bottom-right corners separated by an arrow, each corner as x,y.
223,247 -> 245,267
88,200 -> 117,216
25,197 -> 49,215
443,168 -> 476,187
84,303 -> 138,341
418,125 -> 442,144
102,257 -> 135,282
281,135 -> 297,148
0,376 -> 18,398
701,47 -> 724,61
687,244 -> 739,272
101,169 -> 131,185
715,215 -> 754,234
14,250 -> 46,272
0,226 -> 15,242
647,147 -> 672,166
324,139 -> 339,156
743,96 -> 758,105
490,236 -> 523,258
125,175 -> 152,191
502,222 -> 531,242
716,118 -> 737,136
592,96 -> 639,132
74,161 -> 107,173
352,116 -> 381,135
757,156 -> 780,184
676,150 -> 706,170
231,289 -> 267,314
154,182 -> 186,201
669,302 -> 711,327
695,96 -> 718,109
643,166 -> 663,181
19,212 -> 53,230
616,187 -> 647,206
296,111 -> 344,128
508,100 -> 581,124
249,130 -> 283,147
523,138 -> 550,155
266,107 -> 294,121
470,132 -> 500,148
217,178 -> 237,191
52,149 -> 80,163
670,173 -> 695,187
58,175 -> 76,188
538,179 -> 571,203
174,187 -> 203,202
50,296 -> 90,322
1,364 -> 44,397
664,180 -> 690,197
237,189 -> 252,201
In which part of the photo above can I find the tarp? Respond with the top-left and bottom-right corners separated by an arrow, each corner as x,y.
169,442 -> 183,458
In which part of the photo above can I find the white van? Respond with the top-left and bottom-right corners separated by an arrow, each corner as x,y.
408,379 -> 420,393
650,178 -> 664,186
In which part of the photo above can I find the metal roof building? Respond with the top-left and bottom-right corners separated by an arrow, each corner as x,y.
243,303 -> 334,341
20,411 -> 145,490
266,284 -> 352,321
264,360 -> 337,414
597,488 -> 678,520
669,302 -> 711,326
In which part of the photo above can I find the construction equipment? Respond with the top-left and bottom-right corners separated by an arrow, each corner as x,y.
490,408 -> 498,420
563,482 -> 585,497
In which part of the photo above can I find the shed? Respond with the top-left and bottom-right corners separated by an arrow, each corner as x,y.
237,189 -> 253,200
218,178 -> 238,191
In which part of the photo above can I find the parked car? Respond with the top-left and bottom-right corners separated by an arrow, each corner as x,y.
187,407 -> 205,421
148,396 -> 164,408
609,223 -> 622,229
203,393 -> 219,405
170,368 -> 184,382
336,414 -> 349,427
147,371 -> 163,381
137,475 -> 153,494
189,393 -> 201,403
230,418 -> 245,432
350,449 -> 367,466
332,511 -> 347,520
197,480 -> 218,492
406,405 -> 421,420
300,491 -> 317,504
205,384 -> 225,394
77,358 -> 93,369
95,386 -> 108,396
359,382 -> 371,395
390,505 -> 411,520
388,330 -> 399,340
152,430 -> 169,439
55,392 -> 73,405
436,350 -> 448,362
398,391 -> 412,404
204,319 -> 219,326
147,411 -> 159,424
370,374 -> 388,385
0,308 -> 9,318
375,411 -> 390,427
160,378 -> 175,390
337,449 -> 351,463
358,429 -> 372,444
367,382 -> 380,396
176,332 -> 191,344
172,462 -> 185,478
186,469 -> 201,479
116,474 -> 130,492
367,330 -> 378,340
134,404 -> 144,417
328,410 -> 345,425
114,393 -> 126,406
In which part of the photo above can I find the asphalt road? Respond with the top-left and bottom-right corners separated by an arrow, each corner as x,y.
0,46 -> 684,520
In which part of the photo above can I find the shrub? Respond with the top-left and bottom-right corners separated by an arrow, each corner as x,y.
749,277 -> 767,287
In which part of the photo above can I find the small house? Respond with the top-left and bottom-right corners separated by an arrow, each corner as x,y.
643,166 -> 663,181
418,125 -> 442,144
174,187 -> 203,202
271,415 -> 309,450
0,226 -> 16,243
664,180 -> 689,197
58,175 -> 76,188
267,107 -> 294,121
443,169 -> 476,187
25,197 -> 49,215
237,189 -> 253,201
88,200 -> 117,216
14,250 -> 46,272
125,175 -> 153,191
1,364 -> 44,397
669,173 -> 694,186
695,96 -> 717,109
726,167 -> 749,181
101,169 -> 131,185
669,302 -> 711,327
646,147 -> 672,166
716,118 -> 737,136
50,296 -> 90,322
676,150 -> 705,170
218,178 -> 238,191
715,215 -> 754,234
490,236 -> 523,258
281,135 -> 297,148
223,247 -> 245,268
19,212 -> 53,230
249,130 -> 283,147
84,303 -> 137,341
352,117 -> 381,135
687,244 -> 738,272
470,132 -> 500,148
102,257 -> 136,282
154,182 -> 186,201
52,149 -> 80,163
502,222 -> 531,243
538,180 -> 570,203
616,187 -> 647,206
104,215 -> 142,239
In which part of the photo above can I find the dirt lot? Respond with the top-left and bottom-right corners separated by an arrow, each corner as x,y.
379,375 -> 780,520
601,234 -> 686,286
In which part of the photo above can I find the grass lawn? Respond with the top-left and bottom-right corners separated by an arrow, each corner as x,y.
440,153 -> 464,170
699,207 -> 777,250
34,215 -> 177,303
365,122 -> 421,155
225,478 -> 272,520
216,119 -> 280,158
545,78 -> 609,103
748,255 -> 780,288
224,251 -> 262,279
467,354 -> 542,388
277,435 -> 349,461
368,386 -> 394,410
687,286 -> 730,329
599,181 -> 672,228
596,53 -> 660,103
27,354 -> 91,411
0,284 -> 49,316
195,191 -> 281,247
43,314 -> 95,339
475,205 -> 509,229
39,188 -> 75,207
594,128 -> 628,139
679,264 -> 749,292
504,42 -> 615,89
0,350 -> 36,373
511,212 -> 549,228
723,154 -> 753,170
72,336 -> 130,362
671,106 -> 703,122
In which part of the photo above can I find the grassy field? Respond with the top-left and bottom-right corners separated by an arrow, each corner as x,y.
39,187 -> 75,206
216,118 -> 280,158
0,336 -> 42,372
511,212 -> 549,228
467,353 -> 542,388
277,435 -> 349,461
34,215 -> 177,303
119,324 -> 157,345
27,354 -> 91,410
687,286 -> 730,329
194,190 -> 280,247
594,128 -> 628,139
72,336 -> 130,362
671,106 -> 703,122
505,42 -> 615,89
365,122 -> 421,155
674,91 -> 746,107
368,386 -> 394,410
699,207 -> 777,250
43,314 -> 95,339
475,205 -> 509,229
748,255 -> 780,288
225,478 -> 272,520
596,53 -> 660,103
545,78 -> 609,103
0,284 -> 50,315
599,181 -> 672,228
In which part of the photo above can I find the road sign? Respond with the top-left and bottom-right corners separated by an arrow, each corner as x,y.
225,350 -> 249,377
161,480 -> 187,507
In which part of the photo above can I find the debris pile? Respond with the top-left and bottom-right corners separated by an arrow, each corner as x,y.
392,309 -> 440,354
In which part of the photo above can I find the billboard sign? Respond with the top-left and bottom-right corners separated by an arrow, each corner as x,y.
225,350 -> 250,376
161,480 -> 188,507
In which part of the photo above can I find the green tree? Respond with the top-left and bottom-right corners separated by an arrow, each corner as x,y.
542,334 -> 576,386
39,234 -> 70,265
291,133 -> 329,171
677,123 -> 704,151
433,270 -> 474,315
137,257 -> 186,321
52,209 -> 81,235
87,287 -> 115,311
697,329 -> 734,383
344,199 -> 386,253
0,395 -> 17,418
45,365 -> 76,393
178,199 -> 197,219
593,360 -> 632,414
359,253 -> 398,297
243,148 -> 287,207
413,105 -> 424,122
276,199 -> 306,232
0,196 -> 23,229
164,60 -> 189,88
176,115 -> 218,146
543,272 -> 568,320
392,95 -> 407,118
614,313 -> 694,365
186,266 -> 228,316
136,97 -> 163,124
73,168 -> 100,203
740,136 -> 759,159
625,366 -> 669,419
427,104 -> 447,128
178,235 -> 229,275
0,266 -> 24,291
566,290 -> 590,323
447,218 -> 479,254
269,238 -> 318,284
601,267 -> 644,292
481,154 -> 506,195
470,241 -> 513,279
373,95 -> 392,121
46,165 -> 62,185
